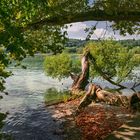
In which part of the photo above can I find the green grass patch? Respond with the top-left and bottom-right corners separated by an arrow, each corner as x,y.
44,88 -> 72,106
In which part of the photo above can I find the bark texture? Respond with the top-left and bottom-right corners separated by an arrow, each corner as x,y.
70,50 -> 90,93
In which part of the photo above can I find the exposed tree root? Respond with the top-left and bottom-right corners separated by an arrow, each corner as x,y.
78,83 -> 140,112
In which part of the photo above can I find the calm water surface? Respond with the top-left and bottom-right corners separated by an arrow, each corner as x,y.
0,68 -> 72,140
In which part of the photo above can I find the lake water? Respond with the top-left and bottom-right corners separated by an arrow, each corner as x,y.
0,55 -> 139,140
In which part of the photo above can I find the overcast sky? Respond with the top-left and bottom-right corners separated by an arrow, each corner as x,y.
66,21 -> 140,40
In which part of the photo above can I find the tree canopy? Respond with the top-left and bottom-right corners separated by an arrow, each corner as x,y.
0,0 -> 140,91
88,40 -> 140,88
44,53 -> 81,80
44,40 -> 140,88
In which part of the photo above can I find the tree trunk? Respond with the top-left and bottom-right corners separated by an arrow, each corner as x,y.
70,50 -> 90,94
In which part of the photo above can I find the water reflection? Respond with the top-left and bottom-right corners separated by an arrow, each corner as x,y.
2,106 -> 66,140
0,68 -> 72,140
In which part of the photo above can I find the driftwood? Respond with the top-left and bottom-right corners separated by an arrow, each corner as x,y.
69,50 -> 140,111
78,84 -> 140,111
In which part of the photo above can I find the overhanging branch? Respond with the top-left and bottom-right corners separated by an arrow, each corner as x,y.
88,53 -> 126,89
22,10 -> 140,31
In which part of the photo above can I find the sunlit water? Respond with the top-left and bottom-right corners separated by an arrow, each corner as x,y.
0,56 -> 139,140
0,68 -> 73,140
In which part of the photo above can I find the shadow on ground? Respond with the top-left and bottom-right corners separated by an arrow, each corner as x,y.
105,114 -> 140,140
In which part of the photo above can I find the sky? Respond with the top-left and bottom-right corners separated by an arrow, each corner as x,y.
66,21 -> 140,40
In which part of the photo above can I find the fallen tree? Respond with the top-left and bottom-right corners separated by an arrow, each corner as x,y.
69,49 -> 140,111
78,83 -> 140,112
44,40 -> 140,111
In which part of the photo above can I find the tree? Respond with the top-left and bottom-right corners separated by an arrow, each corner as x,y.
44,40 -> 140,110
44,40 -> 140,89
25,26 -> 67,54
88,40 -> 140,89
0,0 -> 140,91
44,53 -> 81,80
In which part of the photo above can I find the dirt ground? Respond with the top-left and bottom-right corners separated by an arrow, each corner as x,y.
47,98 -> 138,140
105,113 -> 140,140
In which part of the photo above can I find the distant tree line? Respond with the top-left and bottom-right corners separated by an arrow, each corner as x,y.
65,39 -> 140,54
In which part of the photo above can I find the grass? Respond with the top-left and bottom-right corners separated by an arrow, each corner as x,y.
44,88 -> 72,106
44,88 -> 83,106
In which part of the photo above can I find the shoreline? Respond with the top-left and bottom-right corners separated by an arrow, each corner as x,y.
47,98 -> 132,140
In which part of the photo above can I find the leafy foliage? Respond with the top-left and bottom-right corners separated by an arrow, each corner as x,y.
0,0 -> 67,91
0,0 -> 140,91
25,26 -> 67,54
44,53 -> 81,80
93,0 -> 140,35
44,40 -> 140,86
88,40 -> 140,83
